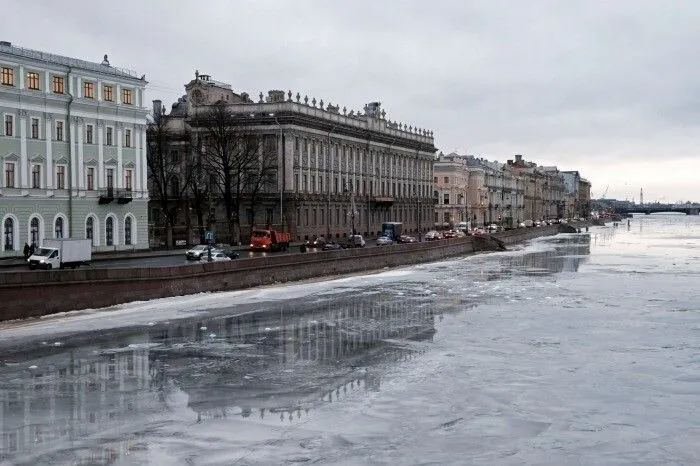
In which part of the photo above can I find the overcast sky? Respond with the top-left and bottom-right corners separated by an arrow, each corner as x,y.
5,0 -> 699,201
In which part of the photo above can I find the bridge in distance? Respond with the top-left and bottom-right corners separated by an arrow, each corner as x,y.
615,203 -> 700,216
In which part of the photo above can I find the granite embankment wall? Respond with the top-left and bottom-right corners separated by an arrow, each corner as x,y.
0,224 -> 585,321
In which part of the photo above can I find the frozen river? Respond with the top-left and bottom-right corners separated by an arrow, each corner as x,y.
1,215 -> 699,465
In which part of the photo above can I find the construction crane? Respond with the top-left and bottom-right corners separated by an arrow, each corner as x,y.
594,185 -> 609,199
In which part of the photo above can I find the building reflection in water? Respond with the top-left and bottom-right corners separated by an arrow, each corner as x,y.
0,293 -> 436,464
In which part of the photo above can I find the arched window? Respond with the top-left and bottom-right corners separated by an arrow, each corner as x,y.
105,217 -> 114,246
55,217 -> 63,238
124,217 -> 132,245
3,218 -> 14,251
30,217 -> 39,245
86,217 -> 94,246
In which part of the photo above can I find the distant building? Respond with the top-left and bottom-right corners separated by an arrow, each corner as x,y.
0,41 -> 149,256
152,73 -> 436,244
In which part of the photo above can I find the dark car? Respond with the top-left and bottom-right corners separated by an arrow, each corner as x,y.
306,236 -> 327,248
213,244 -> 240,259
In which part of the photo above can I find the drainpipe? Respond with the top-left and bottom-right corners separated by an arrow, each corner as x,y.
66,67 -> 74,235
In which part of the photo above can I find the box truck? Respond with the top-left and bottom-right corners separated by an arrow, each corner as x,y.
28,238 -> 92,270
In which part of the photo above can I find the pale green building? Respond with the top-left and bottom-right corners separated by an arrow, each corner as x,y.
0,41 -> 149,257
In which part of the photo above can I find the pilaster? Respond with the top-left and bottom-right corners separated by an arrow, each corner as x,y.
134,124 -> 142,196
19,110 -> 28,194
116,122 -> 123,189
45,113 -> 54,191
76,117 -> 84,193
97,121 -> 104,188
69,121 -> 77,195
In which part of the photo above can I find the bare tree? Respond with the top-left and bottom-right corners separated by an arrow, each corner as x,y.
195,101 -> 264,243
247,134 -> 281,235
146,107 -> 193,248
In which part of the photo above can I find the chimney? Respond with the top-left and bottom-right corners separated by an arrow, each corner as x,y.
152,99 -> 162,116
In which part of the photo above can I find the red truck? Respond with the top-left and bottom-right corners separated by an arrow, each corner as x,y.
250,229 -> 291,251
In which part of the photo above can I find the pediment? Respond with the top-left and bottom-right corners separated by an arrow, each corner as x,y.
84,158 -> 98,166
104,158 -> 118,166
30,155 -> 45,163
54,157 -> 69,165
3,153 -> 19,162
123,160 -> 135,168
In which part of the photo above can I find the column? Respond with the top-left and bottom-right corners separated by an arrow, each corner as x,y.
97,122 -> 104,189
97,81 -> 102,102
18,66 -> 24,89
140,126 -> 147,197
19,110 -> 28,190
70,121 -> 77,192
45,114 -> 54,190
116,123 -> 123,189
44,72 -> 50,94
134,124 -> 141,195
76,77 -> 82,98
76,118 -> 84,190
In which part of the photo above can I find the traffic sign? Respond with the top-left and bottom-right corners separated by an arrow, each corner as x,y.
205,230 -> 214,241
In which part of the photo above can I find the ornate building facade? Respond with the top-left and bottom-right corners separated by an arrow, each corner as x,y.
0,42 -> 149,257
154,73 -> 436,244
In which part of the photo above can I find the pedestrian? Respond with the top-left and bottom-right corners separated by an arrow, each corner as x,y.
29,242 -> 36,256
23,243 -> 30,259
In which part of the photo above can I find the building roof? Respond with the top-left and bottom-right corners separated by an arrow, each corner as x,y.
0,41 -> 145,82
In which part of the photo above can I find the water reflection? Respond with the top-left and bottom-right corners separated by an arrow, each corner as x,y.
477,233 -> 592,281
0,294 -> 436,464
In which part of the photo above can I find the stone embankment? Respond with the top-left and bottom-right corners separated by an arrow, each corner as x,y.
0,223 -> 592,321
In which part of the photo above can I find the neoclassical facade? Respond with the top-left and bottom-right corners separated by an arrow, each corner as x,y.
155,74 -> 436,243
0,42 -> 149,257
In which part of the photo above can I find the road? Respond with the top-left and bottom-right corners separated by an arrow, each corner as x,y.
1,242 -> 388,271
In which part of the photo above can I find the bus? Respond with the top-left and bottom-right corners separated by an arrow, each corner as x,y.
381,222 -> 403,241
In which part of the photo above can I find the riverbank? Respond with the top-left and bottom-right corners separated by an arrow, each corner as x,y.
0,223 -> 591,321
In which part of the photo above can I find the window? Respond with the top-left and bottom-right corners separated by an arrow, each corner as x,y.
4,115 -> 13,136
105,217 -> 114,246
31,165 -> 41,188
106,127 -> 113,146
86,124 -> 93,144
83,81 -> 94,98
55,217 -> 63,238
30,217 -> 39,245
56,121 -> 63,141
27,72 -> 40,90
106,168 -> 114,191
4,162 -> 14,188
86,167 -> 94,191
1,67 -> 13,86
121,88 -> 133,105
125,169 -> 133,191
3,218 -> 14,250
86,217 -> 94,245
124,129 -> 131,147
444,176 -> 449,184
103,85 -> 113,101
443,193 -> 450,205
265,208 -> 273,226
52,76 -> 64,94
443,212 -> 450,224
56,166 -> 65,189
170,150 -> 179,163
31,118 -> 39,139
124,217 -> 132,245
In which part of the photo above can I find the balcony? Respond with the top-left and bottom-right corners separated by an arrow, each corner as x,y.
98,188 -> 115,204
117,189 -> 133,204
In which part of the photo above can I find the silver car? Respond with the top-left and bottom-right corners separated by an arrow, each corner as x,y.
185,244 -> 209,260
376,236 -> 393,246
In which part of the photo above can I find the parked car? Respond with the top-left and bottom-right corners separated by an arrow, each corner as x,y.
487,224 -> 501,232
200,251 -> 232,262
472,227 -> 487,236
397,234 -> 417,243
185,244 -> 209,261
376,236 -> 394,246
322,241 -> 344,251
424,230 -> 443,241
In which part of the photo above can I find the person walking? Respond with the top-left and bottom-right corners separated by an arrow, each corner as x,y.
23,243 -> 30,260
